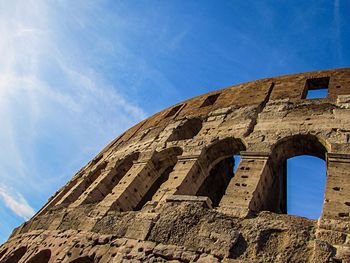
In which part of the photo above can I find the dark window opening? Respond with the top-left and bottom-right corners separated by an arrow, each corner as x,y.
165,104 -> 183,118
304,77 -> 329,99
27,249 -> 51,263
196,157 -> 233,207
200,93 -> 220,107
193,138 -> 246,207
167,118 -> 202,142
286,155 -> 326,219
196,154 -> 241,207
135,165 -> 175,210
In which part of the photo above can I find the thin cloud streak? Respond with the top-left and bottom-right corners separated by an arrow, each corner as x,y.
0,186 -> 35,220
0,0 -> 146,222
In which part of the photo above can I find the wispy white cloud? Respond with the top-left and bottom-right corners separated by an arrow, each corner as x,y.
0,186 -> 35,220
0,0 -> 147,225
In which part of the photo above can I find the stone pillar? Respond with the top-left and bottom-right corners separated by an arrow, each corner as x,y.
70,169 -> 114,207
321,153 -> 350,222
53,161 -> 107,207
70,155 -> 138,207
97,156 -> 160,213
315,153 -> 350,259
152,154 -> 203,203
218,151 -> 270,218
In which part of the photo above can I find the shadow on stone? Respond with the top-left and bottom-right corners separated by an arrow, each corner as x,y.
229,234 -> 247,259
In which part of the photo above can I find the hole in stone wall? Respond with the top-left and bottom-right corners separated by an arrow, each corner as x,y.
167,118 -> 202,142
200,93 -> 220,107
27,249 -> 51,263
286,155 -> 326,219
304,77 -> 329,99
338,212 -> 349,217
165,104 -> 183,118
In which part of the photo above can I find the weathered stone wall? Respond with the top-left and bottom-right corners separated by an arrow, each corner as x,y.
1,68 -> 350,262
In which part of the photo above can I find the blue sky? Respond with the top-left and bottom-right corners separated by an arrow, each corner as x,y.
0,0 -> 349,243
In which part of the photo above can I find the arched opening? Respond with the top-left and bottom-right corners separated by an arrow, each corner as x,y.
27,249 -> 51,263
256,134 -> 328,219
69,256 -> 94,263
79,152 -> 140,205
135,147 -> 183,209
0,248 -> 8,260
196,138 -> 246,207
57,160 -> 108,206
2,246 -> 27,263
167,118 -> 202,142
287,155 -> 326,219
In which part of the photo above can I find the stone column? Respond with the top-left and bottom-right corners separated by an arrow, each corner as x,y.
315,153 -> 350,258
96,156 -> 160,213
152,154 -> 204,203
218,151 -> 270,218
55,177 -> 95,206
53,161 -> 107,207
70,155 -> 138,207
321,153 -> 350,223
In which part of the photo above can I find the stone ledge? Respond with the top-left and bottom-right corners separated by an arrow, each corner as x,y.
240,151 -> 270,160
165,195 -> 213,209
327,152 -> 350,163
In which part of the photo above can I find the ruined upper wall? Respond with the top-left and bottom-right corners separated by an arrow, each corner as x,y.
111,68 -> 350,151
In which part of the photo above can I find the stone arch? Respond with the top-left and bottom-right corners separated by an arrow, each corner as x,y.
251,133 -> 329,214
135,146 -> 183,209
167,118 -> 203,142
2,246 -> 27,263
204,137 -> 247,169
27,249 -> 51,263
193,137 -> 246,206
270,134 -> 329,161
54,160 -> 108,207
76,152 -> 140,205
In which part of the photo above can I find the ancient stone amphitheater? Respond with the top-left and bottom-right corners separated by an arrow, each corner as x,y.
1,68 -> 350,262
